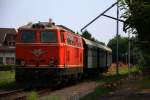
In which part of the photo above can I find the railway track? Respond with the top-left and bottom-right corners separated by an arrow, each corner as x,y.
0,79 -> 86,100
0,88 -> 54,100
0,89 -> 26,100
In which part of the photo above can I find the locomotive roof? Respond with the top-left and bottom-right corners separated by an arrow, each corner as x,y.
19,22 -> 81,37
19,22 -> 76,33
19,22 -> 61,30
83,38 -> 112,52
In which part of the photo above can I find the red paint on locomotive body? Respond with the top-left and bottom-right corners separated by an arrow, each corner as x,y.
16,22 -> 84,74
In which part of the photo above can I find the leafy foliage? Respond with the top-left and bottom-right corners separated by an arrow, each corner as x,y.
0,71 -> 16,90
27,91 -> 38,100
82,30 -> 93,40
81,30 -> 105,45
107,35 -> 140,64
121,0 -> 150,67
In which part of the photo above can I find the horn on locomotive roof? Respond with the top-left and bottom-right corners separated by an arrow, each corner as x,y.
32,22 -> 45,28
32,18 -> 55,28
47,18 -> 55,27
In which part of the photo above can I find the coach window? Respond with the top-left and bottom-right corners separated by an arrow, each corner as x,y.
41,31 -> 57,43
20,31 -> 35,43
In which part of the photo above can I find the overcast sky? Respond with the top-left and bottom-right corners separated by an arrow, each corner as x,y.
0,0 -> 127,44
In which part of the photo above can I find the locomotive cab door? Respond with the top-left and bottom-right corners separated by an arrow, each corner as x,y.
65,33 -> 70,68
60,31 -> 67,68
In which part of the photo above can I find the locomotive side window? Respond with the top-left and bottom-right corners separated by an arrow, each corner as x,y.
60,32 -> 64,43
67,34 -> 73,45
77,38 -> 81,47
41,31 -> 57,43
20,31 -> 35,43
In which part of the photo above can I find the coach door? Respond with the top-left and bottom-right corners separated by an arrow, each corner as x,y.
87,46 -> 92,68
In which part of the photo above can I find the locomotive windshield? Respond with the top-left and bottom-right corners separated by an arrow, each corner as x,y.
41,31 -> 57,43
20,31 -> 35,43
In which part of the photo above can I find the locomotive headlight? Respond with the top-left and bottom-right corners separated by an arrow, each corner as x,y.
49,58 -> 54,65
49,58 -> 58,66
21,60 -> 26,66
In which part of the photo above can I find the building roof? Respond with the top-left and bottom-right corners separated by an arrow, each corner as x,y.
0,28 -> 16,43
0,46 -> 15,52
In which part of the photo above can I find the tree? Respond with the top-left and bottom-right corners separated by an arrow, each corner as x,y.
121,0 -> 150,67
81,30 -> 105,45
107,35 -> 139,64
81,30 -> 92,40
108,35 -> 127,63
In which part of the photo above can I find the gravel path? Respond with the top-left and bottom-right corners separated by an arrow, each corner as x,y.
99,89 -> 150,100
99,76 -> 150,100
40,81 -> 101,100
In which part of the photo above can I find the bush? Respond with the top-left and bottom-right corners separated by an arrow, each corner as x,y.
27,91 -> 38,100
0,65 -> 15,71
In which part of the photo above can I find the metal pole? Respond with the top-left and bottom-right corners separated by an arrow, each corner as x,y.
116,0 -> 119,75
128,29 -> 131,79
81,0 -> 121,32
126,53 -> 128,64
102,14 -> 125,23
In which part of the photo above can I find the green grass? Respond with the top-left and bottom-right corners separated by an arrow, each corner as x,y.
119,66 -> 139,75
27,91 -> 61,100
101,66 -> 139,83
0,80 -> 16,90
80,75 -> 123,100
109,65 -> 139,75
140,76 -> 150,88
27,91 -> 38,100
0,71 -> 15,79
81,65 -> 140,100
102,75 -> 122,83
0,71 -> 16,90
80,87 -> 111,100
0,65 -> 15,71
46,96 -> 61,100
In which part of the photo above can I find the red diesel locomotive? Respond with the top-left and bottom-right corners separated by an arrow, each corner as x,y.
15,21 -> 84,83
15,20 -> 112,85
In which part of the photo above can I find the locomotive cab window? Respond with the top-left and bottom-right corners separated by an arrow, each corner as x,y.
41,31 -> 57,43
60,32 -> 64,43
67,34 -> 73,45
20,31 -> 35,43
